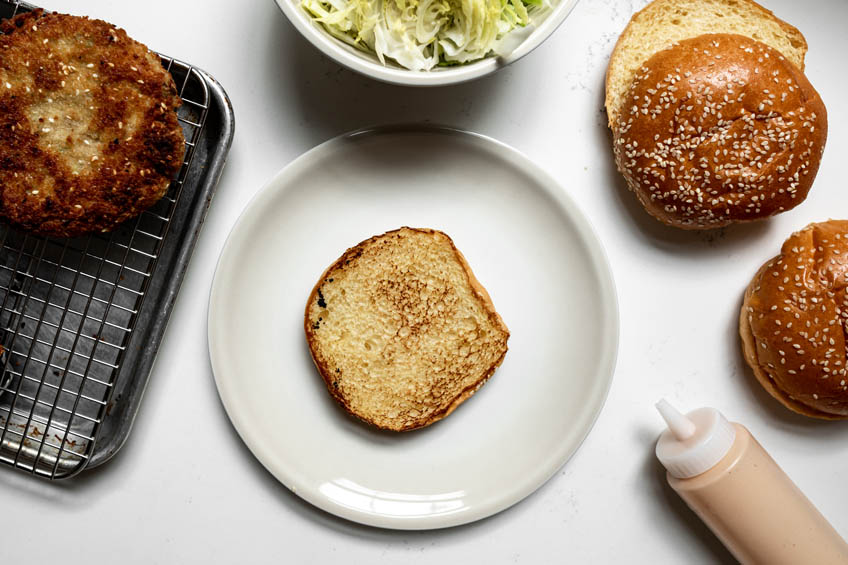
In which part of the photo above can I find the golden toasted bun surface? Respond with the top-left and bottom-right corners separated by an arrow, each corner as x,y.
304,228 -> 510,432
740,220 -> 848,420
605,0 -> 807,125
612,34 -> 826,230
0,10 -> 184,238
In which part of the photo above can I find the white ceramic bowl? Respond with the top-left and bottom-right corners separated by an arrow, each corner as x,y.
274,0 -> 580,86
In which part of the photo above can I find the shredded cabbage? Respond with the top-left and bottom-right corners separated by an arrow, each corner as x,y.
301,0 -> 553,71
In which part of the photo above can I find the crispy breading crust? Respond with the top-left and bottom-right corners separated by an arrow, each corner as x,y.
0,10 -> 184,238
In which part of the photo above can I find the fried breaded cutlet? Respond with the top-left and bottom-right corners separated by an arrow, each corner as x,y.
0,10 -> 185,238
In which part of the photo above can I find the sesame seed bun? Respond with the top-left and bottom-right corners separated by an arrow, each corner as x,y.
605,0 -> 808,127
740,220 -> 848,420
612,34 -> 827,230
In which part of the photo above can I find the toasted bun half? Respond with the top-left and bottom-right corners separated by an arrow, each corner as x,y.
605,0 -> 807,126
612,34 -> 826,230
740,220 -> 848,420
304,227 -> 510,432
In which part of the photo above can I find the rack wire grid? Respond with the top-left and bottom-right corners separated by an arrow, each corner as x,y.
0,0 -> 211,478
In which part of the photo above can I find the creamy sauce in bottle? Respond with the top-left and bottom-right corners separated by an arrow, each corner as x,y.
655,400 -> 848,565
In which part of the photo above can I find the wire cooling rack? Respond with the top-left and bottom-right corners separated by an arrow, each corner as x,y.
0,1 -> 234,479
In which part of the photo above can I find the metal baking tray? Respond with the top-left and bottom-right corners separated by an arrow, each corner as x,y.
0,0 -> 235,479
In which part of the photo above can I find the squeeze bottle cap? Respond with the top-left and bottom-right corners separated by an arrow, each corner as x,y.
655,399 -> 737,479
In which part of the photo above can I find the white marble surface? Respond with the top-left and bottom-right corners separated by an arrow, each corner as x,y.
1,0 -> 846,562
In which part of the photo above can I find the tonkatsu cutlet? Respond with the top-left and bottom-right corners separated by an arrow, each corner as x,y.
0,10 -> 185,238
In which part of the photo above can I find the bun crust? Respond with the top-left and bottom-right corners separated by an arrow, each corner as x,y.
740,220 -> 848,420
612,34 -> 827,230
605,0 -> 808,126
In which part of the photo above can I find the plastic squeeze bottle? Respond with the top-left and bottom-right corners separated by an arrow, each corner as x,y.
654,399 -> 848,565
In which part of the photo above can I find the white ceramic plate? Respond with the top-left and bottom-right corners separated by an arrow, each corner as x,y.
208,126 -> 618,529
274,0 -> 580,86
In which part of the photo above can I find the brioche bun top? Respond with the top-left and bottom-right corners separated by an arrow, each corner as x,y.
741,220 -> 848,420
612,34 -> 827,230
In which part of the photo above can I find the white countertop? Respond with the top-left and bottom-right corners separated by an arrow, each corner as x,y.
2,0 -> 846,562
